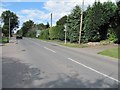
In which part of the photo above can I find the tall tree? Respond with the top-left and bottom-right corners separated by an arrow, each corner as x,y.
83,1 -> 116,42
111,1 -> 120,43
1,10 -> 19,37
21,20 -> 34,37
56,15 -> 67,25
56,15 -> 67,40
46,22 -> 50,28
67,5 -> 81,42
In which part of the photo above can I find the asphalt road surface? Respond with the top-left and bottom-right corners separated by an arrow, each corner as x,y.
2,37 -> 119,88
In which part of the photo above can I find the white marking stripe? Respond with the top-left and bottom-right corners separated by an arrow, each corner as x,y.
44,47 -> 56,53
67,58 -> 120,83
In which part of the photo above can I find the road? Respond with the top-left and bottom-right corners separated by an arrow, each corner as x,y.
2,37 -> 119,88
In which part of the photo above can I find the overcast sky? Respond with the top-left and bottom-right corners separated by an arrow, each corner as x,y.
0,0 -> 116,30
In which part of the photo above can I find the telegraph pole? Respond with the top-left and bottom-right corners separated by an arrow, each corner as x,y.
79,0 -> 84,44
9,18 -> 11,40
51,13 -> 52,27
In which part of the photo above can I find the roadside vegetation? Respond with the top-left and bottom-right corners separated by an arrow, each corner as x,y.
1,1 -> 120,47
98,46 -> 120,59
0,37 -> 9,43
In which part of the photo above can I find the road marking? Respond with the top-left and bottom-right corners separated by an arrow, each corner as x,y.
44,47 -> 56,53
67,58 -> 120,83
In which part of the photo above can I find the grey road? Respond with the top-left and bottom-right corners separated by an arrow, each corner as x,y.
2,37 -> 119,88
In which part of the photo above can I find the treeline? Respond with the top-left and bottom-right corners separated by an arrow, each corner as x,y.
20,1 -> 120,44
18,20 -> 50,38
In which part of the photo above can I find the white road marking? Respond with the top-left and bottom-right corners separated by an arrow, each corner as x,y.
67,58 -> 120,83
44,47 -> 56,53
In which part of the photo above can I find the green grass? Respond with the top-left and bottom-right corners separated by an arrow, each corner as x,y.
59,42 -> 88,48
98,47 -> 120,59
0,37 -> 9,43
38,38 -> 88,48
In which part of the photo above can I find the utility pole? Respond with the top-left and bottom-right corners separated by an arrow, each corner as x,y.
51,13 -> 52,27
79,0 -> 84,44
9,18 -> 11,40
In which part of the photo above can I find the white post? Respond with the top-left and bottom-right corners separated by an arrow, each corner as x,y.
64,24 -> 67,44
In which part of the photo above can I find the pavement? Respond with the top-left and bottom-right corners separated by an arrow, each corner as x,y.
2,37 -> 119,88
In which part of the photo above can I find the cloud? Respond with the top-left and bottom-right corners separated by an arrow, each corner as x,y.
16,9 -> 51,30
1,0 -> 117,29
43,0 -> 116,25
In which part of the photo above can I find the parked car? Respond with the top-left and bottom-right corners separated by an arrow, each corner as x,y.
16,35 -> 23,39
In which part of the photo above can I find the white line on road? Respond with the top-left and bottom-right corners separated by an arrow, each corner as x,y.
44,47 -> 56,53
67,58 -> 120,83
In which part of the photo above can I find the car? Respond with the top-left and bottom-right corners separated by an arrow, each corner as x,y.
16,35 -> 23,39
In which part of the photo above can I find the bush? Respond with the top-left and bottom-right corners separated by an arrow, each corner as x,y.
49,26 -> 59,40
26,30 -> 36,38
39,29 -> 49,40
107,28 -> 118,43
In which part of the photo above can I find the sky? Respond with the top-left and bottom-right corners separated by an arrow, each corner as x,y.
0,0 -> 117,30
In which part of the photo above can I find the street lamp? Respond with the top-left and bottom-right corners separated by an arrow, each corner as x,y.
64,24 -> 67,44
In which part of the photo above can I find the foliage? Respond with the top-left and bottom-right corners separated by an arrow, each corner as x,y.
16,29 -> 23,35
67,5 -> 81,43
0,37 -> 8,43
49,26 -> 59,40
26,30 -> 36,38
21,20 -> 34,37
39,29 -> 49,40
56,15 -> 67,25
1,10 -> 19,37
107,28 -> 118,43
57,25 -> 65,40
37,22 -> 49,30
46,22 -> 50,28
111,1 -> 120,44
56,15 -> 67,41
84,2 -> 117,42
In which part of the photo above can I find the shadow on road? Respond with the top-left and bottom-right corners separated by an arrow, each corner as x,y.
38,74 -> 118,88
2,57 -> 43,88
2,57 -> 119,88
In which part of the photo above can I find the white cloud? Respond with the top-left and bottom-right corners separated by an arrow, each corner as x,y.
16,9 -> 51,30
43,0 -> 116,25
1,0 -> 116,29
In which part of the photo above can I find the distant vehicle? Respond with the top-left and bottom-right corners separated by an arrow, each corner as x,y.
16,35 -> 23,39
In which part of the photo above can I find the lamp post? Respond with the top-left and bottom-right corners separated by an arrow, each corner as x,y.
64,24 -> 67,44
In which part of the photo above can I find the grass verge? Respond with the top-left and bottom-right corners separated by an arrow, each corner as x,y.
0,37 -> 9,43
98,46 -> 120,59
38,38 -> 88,48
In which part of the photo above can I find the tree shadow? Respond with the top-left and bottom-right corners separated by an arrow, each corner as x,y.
2,57 -> 43,88
38,73 -> 118,88
2,57 -> 119,89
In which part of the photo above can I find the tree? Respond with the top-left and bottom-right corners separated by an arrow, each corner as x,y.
1,10 -> 19,37
46,22 -> 50,28
37,23 -> 47,30
67,5 -> 81,42
49,26 -> 59,40
56,15 -> 67,40
56,15 -> 67,25
83,1 -> 116,42
39,29 -> 49,40
21,20 -> 34,37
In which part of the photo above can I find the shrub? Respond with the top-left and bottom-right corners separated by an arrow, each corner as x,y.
39,29 -> 49,40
